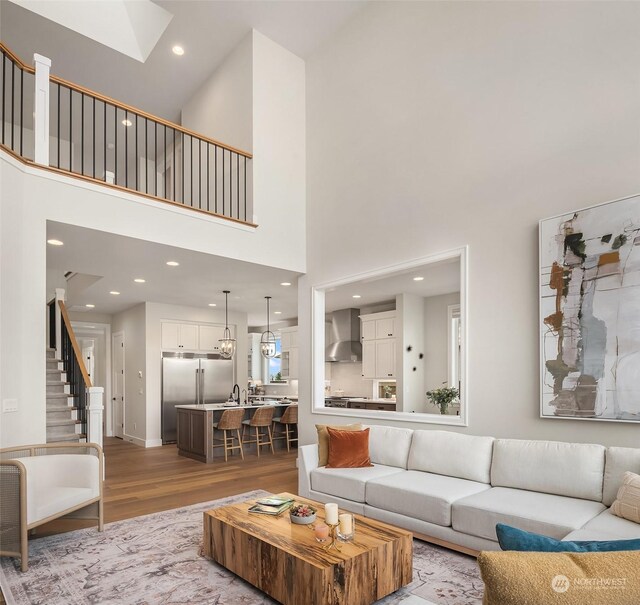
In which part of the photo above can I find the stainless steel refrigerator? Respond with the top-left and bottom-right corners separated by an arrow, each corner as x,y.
161,352 -> 234,443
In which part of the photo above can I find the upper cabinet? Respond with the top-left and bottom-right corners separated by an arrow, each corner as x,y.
280,326 -> 299,379
360,311 -> 397,378
280,327 -> 298,351
361,311 -> 396,341
161,321 -> 231,352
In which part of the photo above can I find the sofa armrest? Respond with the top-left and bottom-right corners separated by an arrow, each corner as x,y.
298,444 -> 319,498
0,460 -> 27,560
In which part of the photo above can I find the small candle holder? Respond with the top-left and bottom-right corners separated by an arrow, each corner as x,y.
323,523 -> 342,552
337,513 -> 355,542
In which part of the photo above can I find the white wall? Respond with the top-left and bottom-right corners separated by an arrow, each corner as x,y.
0,150 -> 304,448
424,292 -> 460,415
144,301 -> 248,445
299,2 -> 640,447
181,32 -> 253,153
398,293 -> 425,413
112,303 -> 146,443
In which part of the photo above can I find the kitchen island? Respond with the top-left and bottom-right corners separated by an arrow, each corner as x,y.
175,402 -> 294,463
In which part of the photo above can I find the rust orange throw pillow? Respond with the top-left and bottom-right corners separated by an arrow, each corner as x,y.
326,427 -> 373,468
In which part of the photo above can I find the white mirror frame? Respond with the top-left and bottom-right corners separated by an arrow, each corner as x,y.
311,246 -> 469,426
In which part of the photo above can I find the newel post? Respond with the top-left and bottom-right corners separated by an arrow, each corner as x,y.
33,53 -> 51,166
87,387 -> 104,448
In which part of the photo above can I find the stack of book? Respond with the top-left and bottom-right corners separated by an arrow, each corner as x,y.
248,496 -> 294,516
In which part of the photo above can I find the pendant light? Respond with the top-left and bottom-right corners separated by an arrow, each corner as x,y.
260,296 -> 277,358
218,290 -> 236,359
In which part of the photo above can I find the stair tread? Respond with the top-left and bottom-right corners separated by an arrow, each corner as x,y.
47,434 -> 86,443
46,407 -> 78,412
46,419 -> 81,427
47,393 -> 75,399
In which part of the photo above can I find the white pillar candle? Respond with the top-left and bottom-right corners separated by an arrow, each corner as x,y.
339,513 -> 353,535
325,503 -> 339,525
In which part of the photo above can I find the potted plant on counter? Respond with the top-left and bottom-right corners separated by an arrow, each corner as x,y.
426,384 -> 459,415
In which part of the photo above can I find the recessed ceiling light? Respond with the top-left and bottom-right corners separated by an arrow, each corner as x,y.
280,282 -> 292,286
134,278 -> 146,283
413,276 -> 424,281
122,119 -> 132,127
172,45 -> 185,56
274,311 -> 282,315
110,291 -> 120,295
166,261 -> 179,266
47,239 -> 64,246
352,295 -> 361,299
85,304 -> 95,308
208,303 -> 217,307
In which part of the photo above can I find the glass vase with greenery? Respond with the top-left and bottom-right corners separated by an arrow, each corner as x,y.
426,384 -> 459,415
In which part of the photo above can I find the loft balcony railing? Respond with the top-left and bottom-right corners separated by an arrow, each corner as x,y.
0,42 -> 254,225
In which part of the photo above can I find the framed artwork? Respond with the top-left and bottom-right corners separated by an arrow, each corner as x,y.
540,194 -> 640,422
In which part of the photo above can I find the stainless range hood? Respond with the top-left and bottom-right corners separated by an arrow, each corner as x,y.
325,308 -> 362,362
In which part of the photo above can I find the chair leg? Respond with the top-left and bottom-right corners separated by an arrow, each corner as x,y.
98,497 -> 104,531
285,424 -> 290,452
237,429 -> 244,460
255,427 -> 260,458
223,429 -> 228,462
267,425 -> 274,455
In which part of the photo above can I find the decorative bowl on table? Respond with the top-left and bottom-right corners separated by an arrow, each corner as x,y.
289,503 -> 317,525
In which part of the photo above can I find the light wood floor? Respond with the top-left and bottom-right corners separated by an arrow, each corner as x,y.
0,436 -> 298,602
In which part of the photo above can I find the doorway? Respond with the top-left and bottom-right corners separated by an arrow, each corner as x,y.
112,331 -> 125,439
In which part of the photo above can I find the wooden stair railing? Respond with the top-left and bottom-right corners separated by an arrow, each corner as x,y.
0,41 -> 255,226
58,301 -> 92,434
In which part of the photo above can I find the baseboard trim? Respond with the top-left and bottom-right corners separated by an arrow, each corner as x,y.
145,439 -> 163,448
123,434 -> 145,447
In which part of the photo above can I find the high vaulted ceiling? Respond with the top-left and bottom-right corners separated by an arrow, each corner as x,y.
0,0 -> 365,122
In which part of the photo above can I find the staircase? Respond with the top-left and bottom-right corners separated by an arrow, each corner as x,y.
46,348 -> 85,443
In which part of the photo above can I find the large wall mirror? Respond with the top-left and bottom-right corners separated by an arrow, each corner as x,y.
311,247 -> 468,425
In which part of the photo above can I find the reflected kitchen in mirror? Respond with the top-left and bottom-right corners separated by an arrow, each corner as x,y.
313,248 -> 467,425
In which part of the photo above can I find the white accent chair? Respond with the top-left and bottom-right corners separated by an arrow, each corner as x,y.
0,442 -> 104,571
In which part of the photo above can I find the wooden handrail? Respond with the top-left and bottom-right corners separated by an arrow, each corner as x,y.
0,41 -> 252,159
0,42 -> 35,74
58,300 -> 92,388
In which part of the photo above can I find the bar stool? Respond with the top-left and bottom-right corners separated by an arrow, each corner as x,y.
272,405 -> 298,451
212,408 -> 245,462
241,406 -> 275,457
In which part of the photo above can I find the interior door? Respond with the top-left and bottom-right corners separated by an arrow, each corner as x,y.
112,332 -> 125,438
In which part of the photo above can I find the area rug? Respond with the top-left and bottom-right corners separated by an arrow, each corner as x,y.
0,490 -> 483,605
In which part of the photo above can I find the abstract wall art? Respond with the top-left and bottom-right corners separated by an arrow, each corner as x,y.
540,195 -> 640,422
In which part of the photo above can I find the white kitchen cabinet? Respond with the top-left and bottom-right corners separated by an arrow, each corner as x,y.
361,319 -> 377,341
362,341 -> 377,378
199,325 -> 227,352
162,322 -> 199,350
248,333 -> 262,380
376,339 -> 396,378
280,327 -> 298,352
375,317 -> 396,339
289,347 -> 299,379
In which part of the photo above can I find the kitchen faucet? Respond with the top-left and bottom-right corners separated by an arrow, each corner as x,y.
232,384 -> 240,405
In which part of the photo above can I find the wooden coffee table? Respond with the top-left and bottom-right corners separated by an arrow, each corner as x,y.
203,492 -> 413,605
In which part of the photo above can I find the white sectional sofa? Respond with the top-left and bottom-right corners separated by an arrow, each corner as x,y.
298,426 -> 640,554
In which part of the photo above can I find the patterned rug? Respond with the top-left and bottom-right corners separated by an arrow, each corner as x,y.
0,490 -> 483,605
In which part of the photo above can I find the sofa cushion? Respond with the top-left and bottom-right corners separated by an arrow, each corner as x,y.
611,471 -> 640,524
452,486 -> 605,541
603,447 -> 640,506
310,464 -> 404,503
365,425 -> 413,469
366,470 -> 491,526
582,509 -> 640,540
407,430 -> 494,484
316,424 -> 363,466
496,523 -> 640,552
491,439 -> 606,501
326,427 -> 372,468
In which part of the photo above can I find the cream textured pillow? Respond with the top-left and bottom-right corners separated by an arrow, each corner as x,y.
315,424 -> 362,466
611,471 -> 640,524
